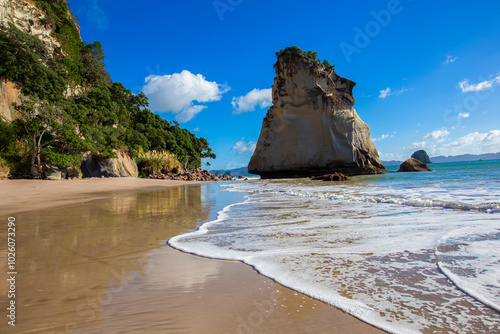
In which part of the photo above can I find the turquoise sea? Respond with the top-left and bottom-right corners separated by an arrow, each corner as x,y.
170,160 -> 500,333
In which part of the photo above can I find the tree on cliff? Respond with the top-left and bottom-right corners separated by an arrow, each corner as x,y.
0,0 -> 216,176
13,98 -> 85,177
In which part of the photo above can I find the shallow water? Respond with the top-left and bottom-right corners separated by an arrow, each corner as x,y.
0,185 -> 214,332
0,183 -> 380,333
170,160 -> 500,333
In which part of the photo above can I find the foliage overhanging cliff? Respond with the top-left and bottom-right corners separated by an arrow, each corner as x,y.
0,0 -> 215,177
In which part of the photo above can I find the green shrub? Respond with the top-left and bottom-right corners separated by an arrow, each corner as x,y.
136,150 -> 183,176
0,118 -> 17,153
275,46 -> 335,70
42,148 -> 81,168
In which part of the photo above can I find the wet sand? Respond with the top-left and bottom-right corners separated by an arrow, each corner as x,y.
0,179 -> 384,333
0,178 -> 203,214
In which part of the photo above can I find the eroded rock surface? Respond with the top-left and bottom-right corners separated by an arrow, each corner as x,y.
81,150 -> 138,178
248,52 -> 386,178
398,158 -> 433,172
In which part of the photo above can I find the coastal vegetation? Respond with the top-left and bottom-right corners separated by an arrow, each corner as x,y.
0,0 -> 215,178
275,46 -> 335,70
135,149 -> 183,177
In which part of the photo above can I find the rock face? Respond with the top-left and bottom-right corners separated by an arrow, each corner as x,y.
0,78 -> 21,121
0,163 -> 9,179
44,165 -> 62,180
81,150 -> 139,178
0,0 -> 64,53
248,52 -> 386,178
398,158 -> 433,172
411,150 -> 431,164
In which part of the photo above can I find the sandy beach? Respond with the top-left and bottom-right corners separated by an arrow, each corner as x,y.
0,178 -> 383,333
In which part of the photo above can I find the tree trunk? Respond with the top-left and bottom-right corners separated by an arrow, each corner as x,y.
30,134 -> 38,177
36,130 -> 46,167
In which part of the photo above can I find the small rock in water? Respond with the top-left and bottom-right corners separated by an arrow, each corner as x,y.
310,172 -> 350,181
398,158 -> 432,172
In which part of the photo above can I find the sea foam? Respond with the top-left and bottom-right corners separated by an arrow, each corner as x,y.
170,162 -> 500,333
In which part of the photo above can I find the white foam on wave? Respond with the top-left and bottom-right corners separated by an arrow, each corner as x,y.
169,179 -> 500,333
436,227 -> 500,312
226,179 -> 500,213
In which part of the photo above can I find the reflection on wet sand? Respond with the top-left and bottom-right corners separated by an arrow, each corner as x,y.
0,183 -> 382,334
0,185 -> 212,333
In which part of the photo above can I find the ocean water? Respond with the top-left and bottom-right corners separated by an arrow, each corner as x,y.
169,160 -> 500,333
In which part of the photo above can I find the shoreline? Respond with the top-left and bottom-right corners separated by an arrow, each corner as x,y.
0,178 -> 384,333
0,177 -> 204,215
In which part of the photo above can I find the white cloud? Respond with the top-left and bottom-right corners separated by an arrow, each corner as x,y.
175,105 -> 206,123
446,130 -> 500,154
379,87 -> 391,99
378,87 -> 407,99
230,138 -> 256,155
444,55 -> 458,64
87,0 -> 108,30
423,128 -> 450,141
193,128 -> 200,132
143,70 -> 229,122
409,141 -> 436,151
408,129 -> 500,157
395,88 -> 408,95
458,112 -> 470,119
372,134 -> 394,142
378,152 -> 405,161
232,88 -> 272,114
458,74 -> 500,93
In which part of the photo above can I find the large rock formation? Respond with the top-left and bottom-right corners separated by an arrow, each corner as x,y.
398,158 -> 432,172
81,150 -> 139,178
248,50 -> 386,178
0,0 -> 65,53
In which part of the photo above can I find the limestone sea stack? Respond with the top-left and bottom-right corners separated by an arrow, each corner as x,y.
248,48 -> 386,178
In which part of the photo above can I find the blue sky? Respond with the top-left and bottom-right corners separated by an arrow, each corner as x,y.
70,0 -> 500,169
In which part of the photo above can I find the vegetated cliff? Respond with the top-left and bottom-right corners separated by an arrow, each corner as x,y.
0,0 -> 64,52
248,47 -> 386,178
0,0 -> 56,121
0,0 -> 215,179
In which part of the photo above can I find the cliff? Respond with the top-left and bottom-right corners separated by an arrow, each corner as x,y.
0,0 -> 62,52
0,0 -> 53,120
0,78 -> 20,121
248,49 -> 386,178
0,0 -> 215,178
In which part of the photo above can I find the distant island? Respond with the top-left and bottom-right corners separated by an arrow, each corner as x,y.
210,166 -> 256,177
382,152 -> 500,166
